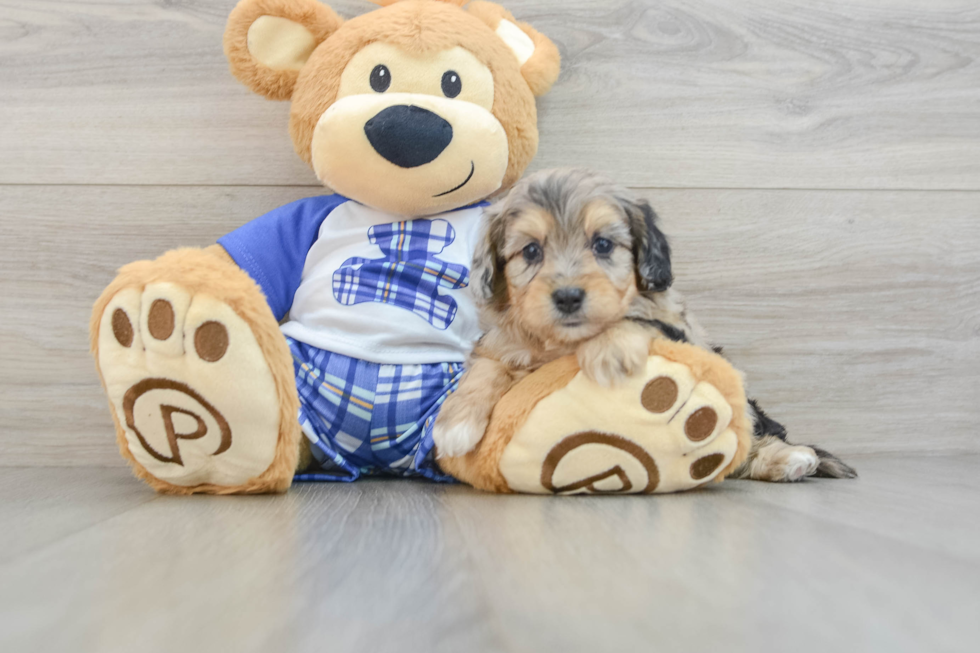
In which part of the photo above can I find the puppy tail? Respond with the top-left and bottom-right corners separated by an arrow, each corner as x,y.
808,445 -> 858,479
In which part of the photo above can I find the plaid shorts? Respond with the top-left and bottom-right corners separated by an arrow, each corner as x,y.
288,337 -> 463,483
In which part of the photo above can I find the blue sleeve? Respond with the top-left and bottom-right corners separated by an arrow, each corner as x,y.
218,195 -> 349,321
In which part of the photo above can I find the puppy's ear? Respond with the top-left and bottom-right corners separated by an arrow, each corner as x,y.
624,199 -> 672,293
224,0 -> 343,101
467,2 -> 561,97
470,206 -> 509,309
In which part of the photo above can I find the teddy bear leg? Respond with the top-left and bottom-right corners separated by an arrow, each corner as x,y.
90,245 -> 301,494
441,340 -> 755,495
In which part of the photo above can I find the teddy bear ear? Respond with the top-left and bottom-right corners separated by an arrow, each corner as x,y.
224,0 -> 343,101
467,1 -> 561,97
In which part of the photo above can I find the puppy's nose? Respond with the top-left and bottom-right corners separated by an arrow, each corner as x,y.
552,287 -> 586,315
364,105 -> 453,168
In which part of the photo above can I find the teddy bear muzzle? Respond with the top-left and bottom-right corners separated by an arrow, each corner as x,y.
310,92 -> 509,216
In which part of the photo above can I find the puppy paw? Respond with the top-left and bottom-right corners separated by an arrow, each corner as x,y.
745,442 -> 820,482
784,447 -> 820,481
433,394 -> 490,458
433,419 -> 487,458
577,329 -> 650,387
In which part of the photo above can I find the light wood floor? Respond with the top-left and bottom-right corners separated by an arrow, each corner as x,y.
1,1 -> 979,651
1,455 -> 978,653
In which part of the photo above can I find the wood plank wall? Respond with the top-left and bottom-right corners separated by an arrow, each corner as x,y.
1,0 -> 978,465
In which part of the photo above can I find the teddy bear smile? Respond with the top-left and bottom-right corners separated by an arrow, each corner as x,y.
433,161 -> 476,197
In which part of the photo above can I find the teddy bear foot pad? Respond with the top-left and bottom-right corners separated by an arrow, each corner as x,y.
97,281 -> 283,490
498,351 -> 747,495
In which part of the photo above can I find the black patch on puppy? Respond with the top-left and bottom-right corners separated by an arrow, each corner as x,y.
628,317 -> 688,343
748,398 -> 788,441
470,215 -> 509,310
625,201 -> 673,293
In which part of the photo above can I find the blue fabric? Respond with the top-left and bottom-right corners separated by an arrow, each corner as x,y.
288,337 -> 461,483
331,218 -> 470,330
218,194 -> 350,321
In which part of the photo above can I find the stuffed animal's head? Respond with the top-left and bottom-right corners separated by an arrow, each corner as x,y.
224,0 -> 560,216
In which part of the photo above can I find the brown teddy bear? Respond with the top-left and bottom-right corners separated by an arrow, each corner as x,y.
89,0 -> 761,495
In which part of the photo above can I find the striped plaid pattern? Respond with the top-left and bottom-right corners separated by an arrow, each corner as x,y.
331,219 -> 470,330
288,337 -> 462,483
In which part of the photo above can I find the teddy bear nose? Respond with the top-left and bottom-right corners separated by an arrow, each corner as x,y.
364,105 -> 453,168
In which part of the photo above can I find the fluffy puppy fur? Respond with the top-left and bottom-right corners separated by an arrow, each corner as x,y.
435,168 -> 856,482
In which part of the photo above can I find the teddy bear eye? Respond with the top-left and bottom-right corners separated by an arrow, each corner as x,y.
441,70 -> 462,98
370,65 -> 391,93
522,242 -> 543,264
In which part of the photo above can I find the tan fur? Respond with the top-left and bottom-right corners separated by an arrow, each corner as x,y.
285,0 -> 543,194
495,199 -> 639,352
466,1 -> 561,96
504,205 -> 553,248
438,339 -> 752,491
225,0 -> 558,199
582,199 -> 624,235
646,340 -> 751,479
467,259 -> 637,375
372,0 -> 469,7
94,0 -> 562,493
438,355 -> 579,491
437,169 -> 753,489
507,262 -> 635,350
90,246 -> 301,494
575,319 -> 649,388
224,0 -> 343,100
431,356 -> 520,457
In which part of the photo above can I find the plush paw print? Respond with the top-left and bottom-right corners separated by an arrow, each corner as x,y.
97,282 -> 282,487
496,351 -> 748,494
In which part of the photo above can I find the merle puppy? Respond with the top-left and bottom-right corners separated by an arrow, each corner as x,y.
434,168 -> 856,482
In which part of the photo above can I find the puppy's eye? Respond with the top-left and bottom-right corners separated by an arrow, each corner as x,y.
592,237 -> 614,257
370,65 -> 391,93
441,70 -> 462,98
522,242 -> 543,264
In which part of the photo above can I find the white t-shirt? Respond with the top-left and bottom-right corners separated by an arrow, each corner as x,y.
219,195 -> 485,365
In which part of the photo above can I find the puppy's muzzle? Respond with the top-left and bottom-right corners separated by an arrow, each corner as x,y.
364,105 -> 453,168
552,287 -> 585,315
